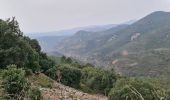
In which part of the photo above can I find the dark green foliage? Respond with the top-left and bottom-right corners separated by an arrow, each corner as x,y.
46,64 -> 82,89
46,66 -> 57,80
2,65 -> 30,99
47,57 -> 84,89
0,18 -> 54,72
0,18 -> 55,99
81,67 -> 117,95
39,58 -> 55,72
28,87 -> 43,100
2,17 -> 170,99
56,11 -> 170,77
58,66 -> 81,88
0,18 -> 38,70
61,55 -> 66,63
60,56 -> 73,64
108,78 -> 170,100
49,56 -> 118,95
24,68 -> 33,76
29,39 -> 41,52
66,57 -> 73,64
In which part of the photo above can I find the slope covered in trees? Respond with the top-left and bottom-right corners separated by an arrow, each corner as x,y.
0,18 -> 55,99
0,18 -> 55,72
0,18 -> 117,99
49,56 -> 170,99
56,11 -> 170,77
1,18 -> 170,100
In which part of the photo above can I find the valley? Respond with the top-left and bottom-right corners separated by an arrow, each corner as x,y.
52,11 -> 170,77
1,9 -> 170,99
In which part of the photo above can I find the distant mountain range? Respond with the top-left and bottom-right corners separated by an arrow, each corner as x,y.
26,20 -> 137,52
25,11 -> 170,77
27,24 -> 118,38
56,11 -> 170,77
26,24 -> 120,52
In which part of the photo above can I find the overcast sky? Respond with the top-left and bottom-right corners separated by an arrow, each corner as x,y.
1,0 -> 170,33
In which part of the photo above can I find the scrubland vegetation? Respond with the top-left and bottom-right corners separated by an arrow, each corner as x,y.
1,17 -> 170,100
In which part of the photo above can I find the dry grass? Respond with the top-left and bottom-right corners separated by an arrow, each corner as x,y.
28,73 -> 54,88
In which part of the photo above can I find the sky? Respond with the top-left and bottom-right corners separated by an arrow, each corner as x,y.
1,0 -> 170,33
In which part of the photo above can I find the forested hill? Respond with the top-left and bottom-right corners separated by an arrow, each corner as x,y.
56,11 -> 170,77
27,24 -> 117,53
0,18 -> 117,99
0,18 -> 54,72
1,17 -> 170,100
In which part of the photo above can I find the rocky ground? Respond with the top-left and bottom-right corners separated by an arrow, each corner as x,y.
40,82 -> 107,100
0,73 -> 107,100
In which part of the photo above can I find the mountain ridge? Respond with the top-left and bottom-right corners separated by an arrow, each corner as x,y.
56,11 -> 170,76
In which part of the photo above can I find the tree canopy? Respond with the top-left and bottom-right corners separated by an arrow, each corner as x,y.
0,18 -> 54,72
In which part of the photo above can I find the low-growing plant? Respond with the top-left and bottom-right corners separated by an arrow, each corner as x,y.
28,87 -> 43,100
2,64 -> 30,99
108,78 -> 170,100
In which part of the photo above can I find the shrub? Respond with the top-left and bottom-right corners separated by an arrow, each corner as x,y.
28,87 -> 43,100
2,64 -> 30,99
108,78 -> 169,100
25,68 -> 33,76
29,74 -> 53,88
81,67 -> 117,95
46,65 -> 82,89
58,66 -> 82,89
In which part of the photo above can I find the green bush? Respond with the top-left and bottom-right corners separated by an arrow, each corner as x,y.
28,87 -> 43,100
59,66 -> 82,89
108,78 -> 169,100
25,68 -> 33,76
0,18 -> 54,73
81,67 -> 117,95
2,65 -> 30,99
46,65 -> 82,89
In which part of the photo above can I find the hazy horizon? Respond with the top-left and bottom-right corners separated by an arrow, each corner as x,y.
1,0 -> 170,33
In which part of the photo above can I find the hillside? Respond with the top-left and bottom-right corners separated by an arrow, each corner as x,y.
36,36 -> 67,52
28,21 -> 136,54
27,24 -> 117,53
56,24 -> 128,60
56,11 -> 170,76
0,70 -> 107,100
30,73 -> 107,100
1,17 -> 170,100
0,18 -> 111,99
